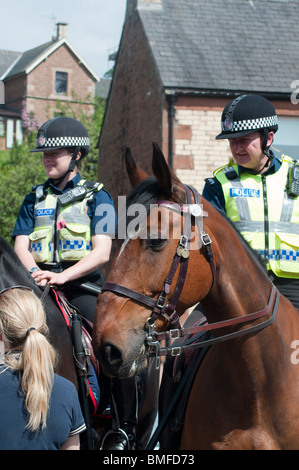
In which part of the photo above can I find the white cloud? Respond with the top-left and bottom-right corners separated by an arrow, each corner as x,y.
1,0 -> 126,78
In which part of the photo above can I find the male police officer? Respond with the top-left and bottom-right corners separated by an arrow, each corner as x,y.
202,94 -> 299,309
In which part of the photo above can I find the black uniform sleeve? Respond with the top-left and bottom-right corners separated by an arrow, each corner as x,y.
202,177 -> 227,217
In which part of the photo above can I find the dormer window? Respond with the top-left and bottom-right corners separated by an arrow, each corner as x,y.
55,71 -> 67,95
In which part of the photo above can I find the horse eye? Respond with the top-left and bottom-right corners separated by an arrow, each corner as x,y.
146,237 -> 166,251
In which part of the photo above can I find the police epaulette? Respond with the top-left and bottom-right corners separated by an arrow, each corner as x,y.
31,181 -> 49,192
204,177 -> 216,186
31,183 -> 48,200
82,180 -> 103,192
223,167 -> 238,180
84,180 -> 97,188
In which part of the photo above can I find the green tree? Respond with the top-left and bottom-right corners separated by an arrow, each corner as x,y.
0,135 -> 45,242
50,93 -> 106,181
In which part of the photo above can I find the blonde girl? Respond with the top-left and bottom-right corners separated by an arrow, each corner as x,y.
0,287 -> 86,450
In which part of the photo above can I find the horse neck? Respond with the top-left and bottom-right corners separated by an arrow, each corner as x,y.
201,209 -> 273,323
198,219 -> 290,387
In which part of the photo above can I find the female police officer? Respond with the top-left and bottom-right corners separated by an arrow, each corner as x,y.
202,94 -> 299,309
13,116 -> 115,321
12,116 -> 138,450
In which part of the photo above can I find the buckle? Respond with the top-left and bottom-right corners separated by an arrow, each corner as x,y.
179,234 -> 188,248
177,234 -> 190,258
169,329 -> 180,340
171,346 -> 182,356
201,233 -> 212,245
149,340 -> 161,370
156,294 -> 166,308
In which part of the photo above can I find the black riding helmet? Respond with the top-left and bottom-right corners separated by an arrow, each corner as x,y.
216,94 -> 278,159
30,116 -> 90,184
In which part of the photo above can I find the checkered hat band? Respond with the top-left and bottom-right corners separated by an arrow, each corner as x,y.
40,136 -> 90,148
222,115 -> 278,132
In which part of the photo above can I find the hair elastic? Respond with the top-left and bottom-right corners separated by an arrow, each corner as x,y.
26,328 -> 36,338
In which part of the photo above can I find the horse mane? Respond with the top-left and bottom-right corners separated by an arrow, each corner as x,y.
120,177 -> 162,232
127,176 -> 161,210
0,236 -> 41,294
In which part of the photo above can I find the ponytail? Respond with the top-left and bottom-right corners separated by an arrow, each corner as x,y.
0,288 -> 56,431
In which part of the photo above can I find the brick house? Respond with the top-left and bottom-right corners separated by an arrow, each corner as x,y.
98,0 -> 299,203
0,23 -> 99,149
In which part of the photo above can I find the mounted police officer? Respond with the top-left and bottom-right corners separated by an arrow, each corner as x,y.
12,116 -> 138,450
203,94 -> 299,310
13,116 -> 114,314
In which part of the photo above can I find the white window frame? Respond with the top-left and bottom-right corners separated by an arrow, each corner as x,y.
55,71 -> 68,95
273,116 -> 299,159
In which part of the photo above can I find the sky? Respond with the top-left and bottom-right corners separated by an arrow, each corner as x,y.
1,0 -> 127,79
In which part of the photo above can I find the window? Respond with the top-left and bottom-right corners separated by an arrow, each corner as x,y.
273,116 -> 299,159
15,119 -> 23,144
6,119 -> 14,148
1,117 -> 23,149
0,117 -> 4,137
55,71 -> 68,95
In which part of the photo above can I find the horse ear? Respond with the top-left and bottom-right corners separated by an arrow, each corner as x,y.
125,147 -> 149,187
152,142 -> 185,203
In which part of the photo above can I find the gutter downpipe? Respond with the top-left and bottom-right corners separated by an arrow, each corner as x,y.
166,91 -> 177,169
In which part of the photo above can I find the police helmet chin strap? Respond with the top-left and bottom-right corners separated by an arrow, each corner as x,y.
258,154 -> 272,174
69,147 -> 81,172
51,147 -> 81,187
259,128 -> 274,172
250,129 -> 273,175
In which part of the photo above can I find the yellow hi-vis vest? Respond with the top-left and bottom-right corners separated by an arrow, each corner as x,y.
214,155 -> 299,278
29,180 -> 103,264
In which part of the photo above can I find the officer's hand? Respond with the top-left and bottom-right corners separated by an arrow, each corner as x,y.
32,270 -> 67,286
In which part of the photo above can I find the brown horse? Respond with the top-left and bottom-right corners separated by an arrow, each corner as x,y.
92,143 -> 299,450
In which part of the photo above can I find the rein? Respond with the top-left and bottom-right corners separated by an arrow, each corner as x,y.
148,286 -> 280,366
101,184 -> 280,369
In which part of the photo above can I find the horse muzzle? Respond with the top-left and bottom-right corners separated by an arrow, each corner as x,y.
94,339 -> 147,378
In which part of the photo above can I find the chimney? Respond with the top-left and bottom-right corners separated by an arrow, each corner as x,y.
56,22 -> 68,40
126,0 -> 162,19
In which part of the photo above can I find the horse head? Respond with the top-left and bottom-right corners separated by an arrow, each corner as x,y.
92,144 -> 215,378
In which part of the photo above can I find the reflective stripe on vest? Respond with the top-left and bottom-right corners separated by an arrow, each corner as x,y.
214,155 -> 299,278
29,180 -> 100,263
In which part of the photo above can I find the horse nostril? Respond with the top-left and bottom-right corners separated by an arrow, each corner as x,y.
100,342 -> 124,367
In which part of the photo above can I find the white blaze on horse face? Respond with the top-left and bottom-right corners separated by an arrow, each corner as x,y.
117,216 -> 147,260
117,236 -> 130,260
127,203 -> 148,239
116,204 -> 147,259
